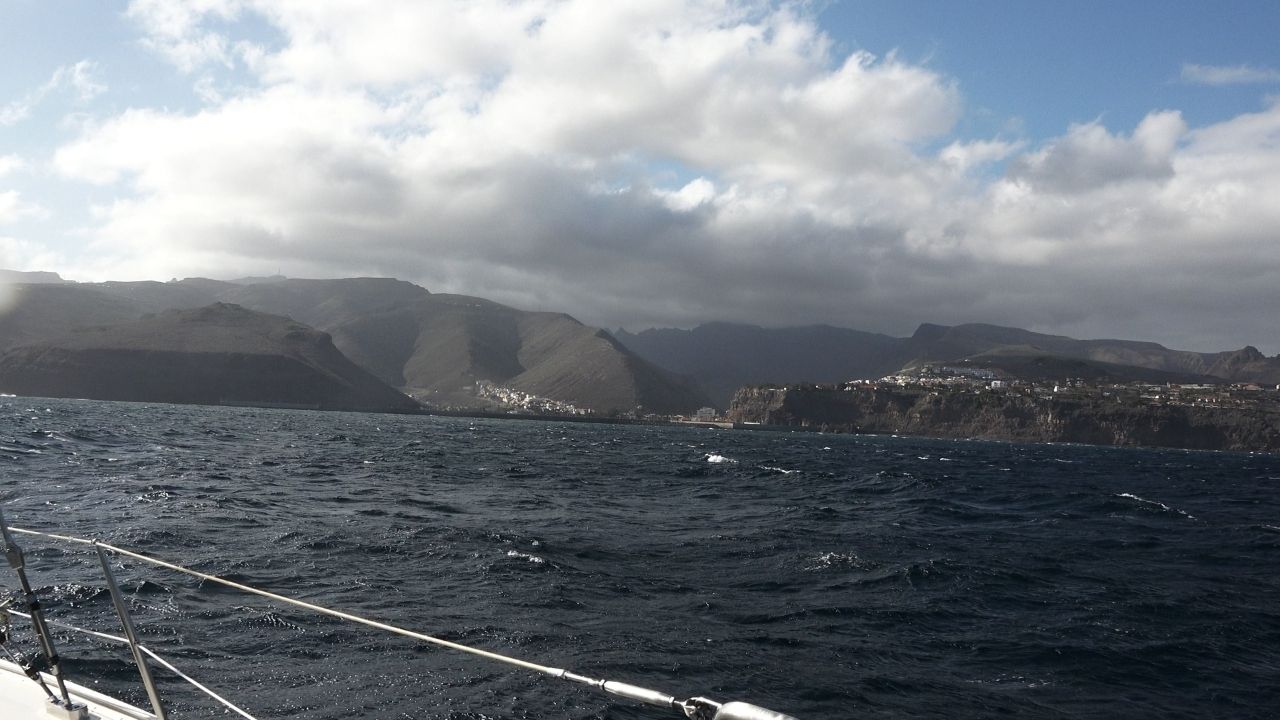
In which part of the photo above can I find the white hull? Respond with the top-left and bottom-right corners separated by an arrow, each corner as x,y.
0,659 -> 152,720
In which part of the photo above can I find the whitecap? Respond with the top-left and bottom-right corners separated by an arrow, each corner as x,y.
706,453 -> 736,464
760,465 -> 797,474
505,550 -> 546,564
805,552 -> 863,571
1117,492 -> 1196,520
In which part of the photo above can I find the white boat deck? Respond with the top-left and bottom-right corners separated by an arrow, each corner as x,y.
0,659 -> 152,720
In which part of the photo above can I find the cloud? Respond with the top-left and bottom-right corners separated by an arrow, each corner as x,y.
0,236 -> 64,275
953,100 -> 1280,346
46,1 -> 1280,353
0,191 -> 46,225
0,156 -> 25,179
0,193 -> 25,223
1181,63 -> 1280,86
67,0 -> 962,281
659,177 -> 718,211
54,61 -> 108,102
0,157 -> 39,236
126,0 -> 246,72
1006,111 -> 1186,194
0,60 -> 106,126
938,138 -> 1023,174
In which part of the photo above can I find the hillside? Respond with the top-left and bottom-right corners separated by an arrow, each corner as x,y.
944,348 -> 1226,385
209,281 -> 708,413
0,284 -> 142,352
0,275 -> 708,414
0,303 -> 419,412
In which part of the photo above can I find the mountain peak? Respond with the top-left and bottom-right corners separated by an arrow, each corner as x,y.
911,323 -> 951,341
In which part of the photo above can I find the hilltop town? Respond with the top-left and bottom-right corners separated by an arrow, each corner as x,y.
869,363 -> 1280,411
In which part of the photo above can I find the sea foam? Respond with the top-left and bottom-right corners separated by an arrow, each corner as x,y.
1117,492 -> 1196,520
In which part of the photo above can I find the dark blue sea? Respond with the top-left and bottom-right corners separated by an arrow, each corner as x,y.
2,398 -> 1279,719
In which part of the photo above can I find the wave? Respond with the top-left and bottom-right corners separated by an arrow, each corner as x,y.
1116,492 -> 1197,520
804,552 -> 867,571
5,397 -> 1280,720
760,465 -> 797,474
505,550 -> 547,564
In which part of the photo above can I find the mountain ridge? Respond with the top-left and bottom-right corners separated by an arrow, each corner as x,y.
0,274 -> 708,414
6,269 -> 1275,414
617,321 -> 1280,406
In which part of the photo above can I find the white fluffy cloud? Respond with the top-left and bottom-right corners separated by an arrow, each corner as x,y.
45,0 -> 1280,352
1006,111 -> 1185,194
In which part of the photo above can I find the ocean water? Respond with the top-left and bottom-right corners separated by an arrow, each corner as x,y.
1,397 -> 1279,719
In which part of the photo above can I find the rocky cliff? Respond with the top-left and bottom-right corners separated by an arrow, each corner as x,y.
728,385 -> 1280,453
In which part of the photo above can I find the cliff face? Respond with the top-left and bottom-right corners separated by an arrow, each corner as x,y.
728,385 -> 1280,453
0,303 -> 419,413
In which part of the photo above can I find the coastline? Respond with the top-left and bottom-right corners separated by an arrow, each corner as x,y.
419,407 -> 737,431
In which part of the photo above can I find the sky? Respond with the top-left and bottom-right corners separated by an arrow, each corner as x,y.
2,1 -> 1280,353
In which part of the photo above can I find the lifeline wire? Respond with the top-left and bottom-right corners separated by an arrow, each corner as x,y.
7,609 -> 257,720
7,526 -> 692,714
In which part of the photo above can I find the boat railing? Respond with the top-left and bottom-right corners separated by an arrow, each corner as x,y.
0,511 -> 798,720
3,605 -> 255,719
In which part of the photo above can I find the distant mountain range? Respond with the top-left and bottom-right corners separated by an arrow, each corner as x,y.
0,275 -> 708,414
4,270 -> 1276,415
615,321 -> 1280,406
